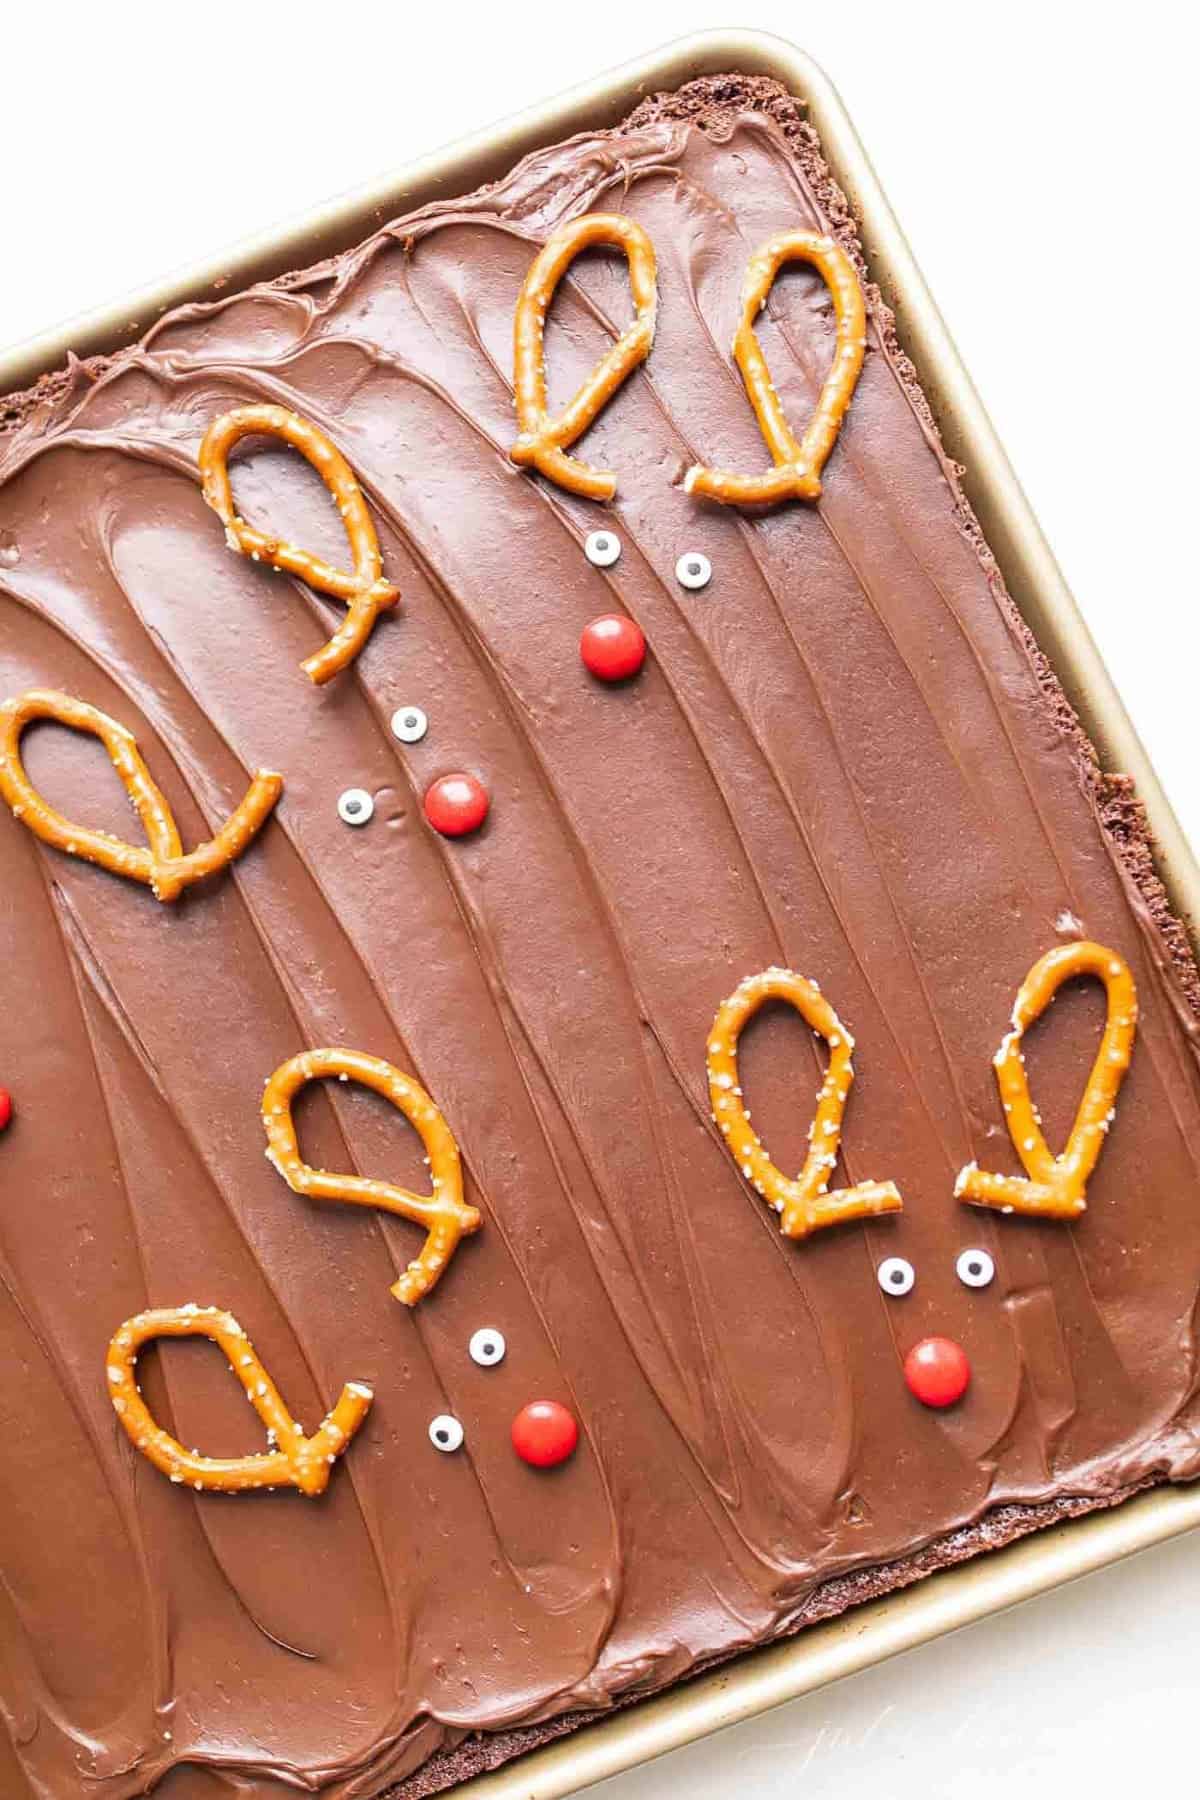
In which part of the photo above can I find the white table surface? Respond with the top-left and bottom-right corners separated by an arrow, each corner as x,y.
4,4 -> 1198,1793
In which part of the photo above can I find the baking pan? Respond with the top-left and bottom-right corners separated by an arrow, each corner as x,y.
4,28 -> 1199,1800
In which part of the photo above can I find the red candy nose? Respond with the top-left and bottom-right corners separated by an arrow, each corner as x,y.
580,614 -> 646,682
511,1400 -> 579,1468
424,772 -> 490,838
904,1336 -> 971,1408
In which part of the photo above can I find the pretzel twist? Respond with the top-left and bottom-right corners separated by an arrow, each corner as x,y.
685,232 -> 867,508
708,968 -> 903,1238
0,689 -> 281,902
262,1048 -> 482,1305
106,1306 -> 372,1496
956,942 -> 1138,1221
510,213 -> 658,501
199,404 -> 400,684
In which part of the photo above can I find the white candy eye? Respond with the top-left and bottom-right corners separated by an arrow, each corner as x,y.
391,705 -> 428,744
956,1248 -> 995,1289
469,1327 -> 506,1367
585,530 -> 621,568
676,551 -> 712,591
428,1414 -> 464,1453
877,1256 -> 915,1297
337,787 -> 374,826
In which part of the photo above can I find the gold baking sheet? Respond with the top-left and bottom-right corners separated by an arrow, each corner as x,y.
4,28 -> 1199,1799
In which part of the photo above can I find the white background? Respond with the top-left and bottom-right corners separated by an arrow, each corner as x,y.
4,4 -> 1199,1795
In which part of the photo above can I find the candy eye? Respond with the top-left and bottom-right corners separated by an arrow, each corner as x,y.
337,787 -> 374,826
675,551 -> 712,591
391,705 -> 428,744
428,1414 -> 464,1453
585,530 -> 621,568
877,1256 -> 915,1296
469,1327 -> 506,1367
956,1248 -> 995,1289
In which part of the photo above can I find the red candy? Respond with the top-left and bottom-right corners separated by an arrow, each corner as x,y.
0,1089 -> 10,1132
511,1399 -> 578,1468
904,1336 -> 970,1408
424,772 -> 490,838
580,614 -> 646,682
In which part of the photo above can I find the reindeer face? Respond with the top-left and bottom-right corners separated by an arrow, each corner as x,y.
708,943 -> 1137,1414
427,1332 -> 580,1469
876,1251 -> 992,1406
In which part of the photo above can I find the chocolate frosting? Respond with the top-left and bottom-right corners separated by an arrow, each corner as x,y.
3,74 -> 1200,1800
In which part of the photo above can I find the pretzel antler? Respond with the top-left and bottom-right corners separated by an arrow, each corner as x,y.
262,1048 -> 482,1305
510,213 -> 658,501
708,967 -> 902,1238
106,1306 -> 372,1495
0,689 -> 281,902
199,404 -> 400,684
685,232 -> 867,508
956,941 -> 1138,1221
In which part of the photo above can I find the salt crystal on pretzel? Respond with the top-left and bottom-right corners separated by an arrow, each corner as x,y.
0,688 -> 281,903
106,1306 -> 372,1496
510,213 -> 658,502
708,967 -> 902,1238
956,941 -> 1138,1220
199,404 -> 399,684
262,1047 -> 482,1305
685,231 -> 867,508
